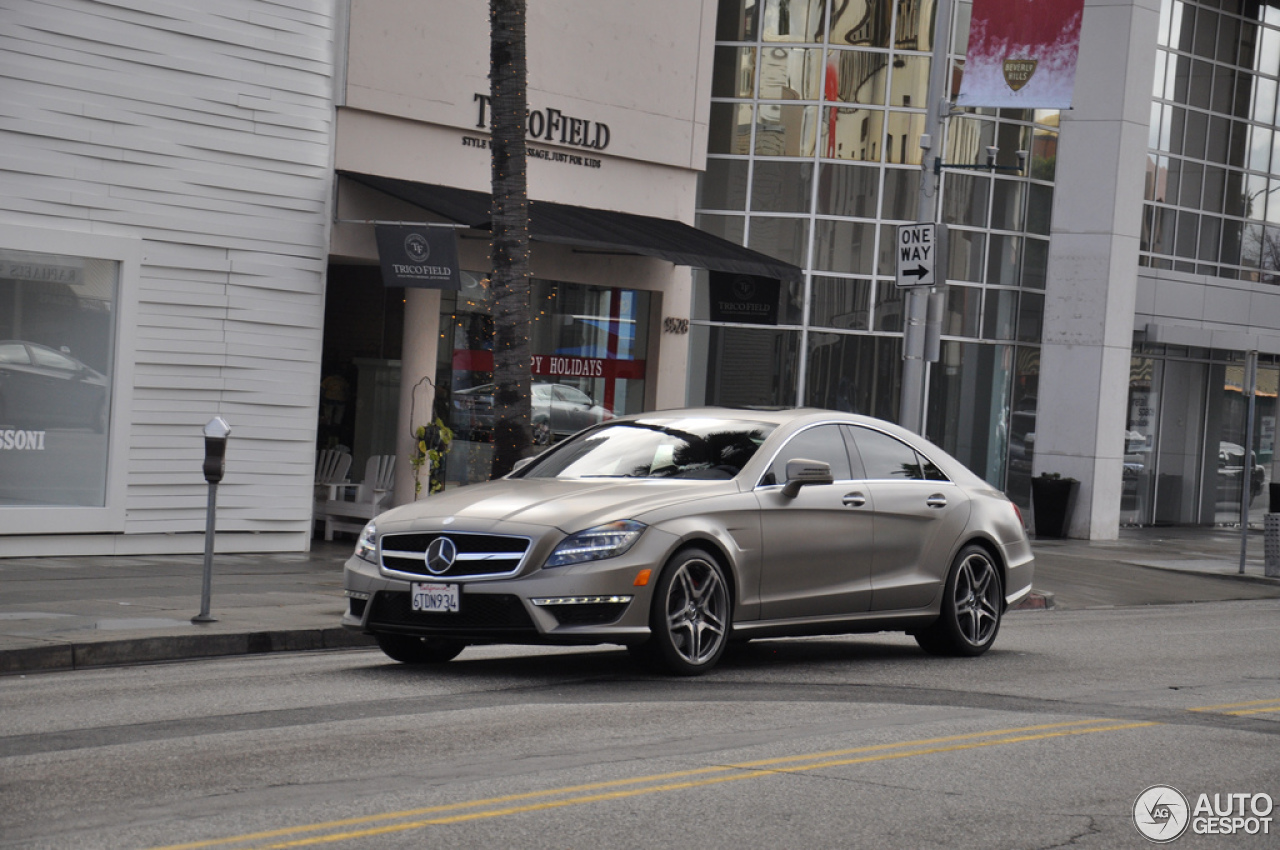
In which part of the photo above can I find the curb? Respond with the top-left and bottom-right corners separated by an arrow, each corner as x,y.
1013,591 -> 1055,611
0,628 -> 377,676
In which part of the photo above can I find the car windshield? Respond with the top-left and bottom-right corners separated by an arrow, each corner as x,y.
517,417 -> 777,480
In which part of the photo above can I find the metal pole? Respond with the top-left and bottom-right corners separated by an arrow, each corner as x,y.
901,0 -> 954,434
194,480 -> 218,623
1240,350 -> 1258,574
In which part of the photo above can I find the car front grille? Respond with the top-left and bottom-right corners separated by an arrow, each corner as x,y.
379,531 -> 531,579
367,591 -> 537,635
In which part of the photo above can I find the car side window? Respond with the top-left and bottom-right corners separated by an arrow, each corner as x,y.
0,343 -> 30,365
762,424 -> 853,486
849,426 -> 927,481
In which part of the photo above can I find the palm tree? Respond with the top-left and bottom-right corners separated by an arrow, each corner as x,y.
488,0 -> 532,477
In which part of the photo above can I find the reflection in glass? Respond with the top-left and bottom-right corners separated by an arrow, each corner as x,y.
813,219 -> 875,274
1022,238 -> 1049,289
700,158 -> 750,210
816,161 -> 879,217
874,281 -> 904,332
948,229 -> 985,282
702,326 -> 800,408
822,106 -> 883,160
983,289 -> 1017,341
694,214 -> 746,247
942,173 -> 990,228
893,0 -> 937,51
805,332 -> 900,419
715,0 -> 759,41
761,0 -> 825,42
991,180 -> 1025,231
712,46 -> 756,98
884,111 -> 925,165
826,48 -> 887,105
755,103 -> 818,156
944,285 -> 981,336
810,276 -> 872,330
748,216 -> 810,266
708,103 -> 754,155
751,160 -> 814,212
881,167 -> 920,220
758,47 -> 822,99
1017,292 -> 1044,343
987,234 -> 1021,285
829,0 -> 890,48
926,342 -> 1012,487
889,55 -> 929,107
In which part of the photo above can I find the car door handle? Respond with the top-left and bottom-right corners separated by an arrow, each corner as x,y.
926,494 -> 947,509
842,492 -> 866,507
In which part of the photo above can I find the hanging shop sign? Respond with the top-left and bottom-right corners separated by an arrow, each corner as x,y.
374,225 -> 461,290
956,0 -> 1087,109
708,272 -> 780,325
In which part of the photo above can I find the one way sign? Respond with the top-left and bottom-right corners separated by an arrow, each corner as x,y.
895,223 -> 947,288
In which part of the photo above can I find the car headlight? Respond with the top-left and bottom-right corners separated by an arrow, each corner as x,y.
544,520 -> 646,567
355,521 -> 378,564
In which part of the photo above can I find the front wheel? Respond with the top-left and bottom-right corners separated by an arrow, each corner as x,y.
639,548 -> 731,676
376,634 -> 466,664
915,545 -> 1003,657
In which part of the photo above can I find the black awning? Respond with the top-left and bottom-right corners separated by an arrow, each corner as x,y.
341,171 -> 803,283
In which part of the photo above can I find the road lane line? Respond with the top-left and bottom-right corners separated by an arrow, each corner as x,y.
144,718 -> 1151,850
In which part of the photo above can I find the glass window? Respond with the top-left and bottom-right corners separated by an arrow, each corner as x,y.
822,106 -> 884,161
881,167 -> 921,220
1017,291 -> 1044,343
761,0 -> 825,42
748,216 -> 810,266
812,219 -> 875,273
983,289 -> 1018,340
765,423 -> 854,486
708,103 -> 754,155
752,160 -> 814,212
805,331 -> 899,418
696,325 -> 800,408
696,213 -> 746,245
893,0 -> 938,51
874,281 -> 905,332
715,0 -> 759,41
755,103 -> 818,156
884,110 -> 926,165
941,173 -> 990,227
948,229 -> 985,282
712,46 -> 757,98
1026,183 -> 1053,236
810,276 -> 872,330
0,249 -> 118,508
700,158 -> 750,210
848,426 -> 923,480
987,234 -> 1021,285
816,162 -> 879,217
758,47 -> 823,99
826,49 -> 888,105
991,180 -> 1026,231
925,342 -> 1013,487
889,56 -> 930,108
944,284 -> 982,337
1022,238 -> 1049,289
830,0 -> 891,48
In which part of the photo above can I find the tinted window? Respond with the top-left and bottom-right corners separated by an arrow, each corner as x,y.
764,424 -> 852,486
849,426 -> 924,480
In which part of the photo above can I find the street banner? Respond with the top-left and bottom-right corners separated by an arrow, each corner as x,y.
956,0 -> 1086,109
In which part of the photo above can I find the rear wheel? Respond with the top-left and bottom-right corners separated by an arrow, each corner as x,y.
375,634 -> 466,664
915,545 -> 1003,657
638,548 -> 730,676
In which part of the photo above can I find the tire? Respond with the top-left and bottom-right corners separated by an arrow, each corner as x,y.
915,544 -> 1003,657
639,547 -> 731,676
375,633 -> 466,664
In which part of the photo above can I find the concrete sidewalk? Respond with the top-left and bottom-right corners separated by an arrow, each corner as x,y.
2,528 -> 1278,676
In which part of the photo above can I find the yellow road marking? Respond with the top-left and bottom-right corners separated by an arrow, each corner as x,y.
145,718 -> 1153,850
1190,698 -> 1280,716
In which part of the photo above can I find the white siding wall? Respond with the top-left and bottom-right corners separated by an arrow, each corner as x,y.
0,0 -> 335,553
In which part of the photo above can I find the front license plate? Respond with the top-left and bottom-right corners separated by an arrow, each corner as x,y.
411,582 -> 459,613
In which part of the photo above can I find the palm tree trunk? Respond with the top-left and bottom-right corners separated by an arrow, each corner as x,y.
488,0 -> 532,478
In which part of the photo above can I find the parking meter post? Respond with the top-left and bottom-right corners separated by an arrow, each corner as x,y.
194,416 -> 230,624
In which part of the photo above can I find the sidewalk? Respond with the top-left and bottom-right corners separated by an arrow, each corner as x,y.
2,529 -> 1278,676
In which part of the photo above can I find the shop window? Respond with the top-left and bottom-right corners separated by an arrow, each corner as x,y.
0,249 -> 117,507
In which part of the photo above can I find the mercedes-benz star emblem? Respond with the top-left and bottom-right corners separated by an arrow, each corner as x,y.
425,537 -> 457,575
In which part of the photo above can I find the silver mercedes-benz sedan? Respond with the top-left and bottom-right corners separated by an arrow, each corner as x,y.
342,407 -> 1034,675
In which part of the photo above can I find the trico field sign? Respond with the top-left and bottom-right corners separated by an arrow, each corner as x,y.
896,223 -> 947,288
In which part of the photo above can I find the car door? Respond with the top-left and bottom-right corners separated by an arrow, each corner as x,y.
754,423 -> 875,620
846,425 -> 971,611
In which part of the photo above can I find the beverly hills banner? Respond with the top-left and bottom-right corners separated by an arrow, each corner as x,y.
956,0 -> 1087,109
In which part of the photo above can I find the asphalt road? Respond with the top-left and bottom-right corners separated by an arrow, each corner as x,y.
3,599 -> 1278,849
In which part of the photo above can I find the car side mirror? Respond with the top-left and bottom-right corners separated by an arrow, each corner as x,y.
781,458 -> 834,498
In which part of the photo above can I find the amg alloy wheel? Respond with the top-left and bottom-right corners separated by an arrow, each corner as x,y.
915,544 -> 1003,657
375,634 -> 466,664
641,548 -> 730,676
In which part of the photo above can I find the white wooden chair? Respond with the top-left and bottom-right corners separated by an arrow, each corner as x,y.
324,454 -> 395,540
313,449 -> 352,534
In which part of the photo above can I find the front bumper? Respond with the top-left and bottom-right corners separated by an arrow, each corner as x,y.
342,528 -> 677,646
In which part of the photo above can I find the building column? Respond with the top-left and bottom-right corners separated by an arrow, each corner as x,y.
394,287 -> 442,506
1035,0 -> 1160,539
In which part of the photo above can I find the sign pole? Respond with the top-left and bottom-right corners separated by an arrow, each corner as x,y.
901,0 -> 954,435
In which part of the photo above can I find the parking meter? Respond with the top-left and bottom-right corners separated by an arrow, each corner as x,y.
202,416 -> 231,484
194,416 -> 231,623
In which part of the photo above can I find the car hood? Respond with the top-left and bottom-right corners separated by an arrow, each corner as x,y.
375,477 -> 738,533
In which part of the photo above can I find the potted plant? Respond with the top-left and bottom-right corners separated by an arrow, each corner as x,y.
1031,472 -> 1078,539
410,417 -> 454,499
